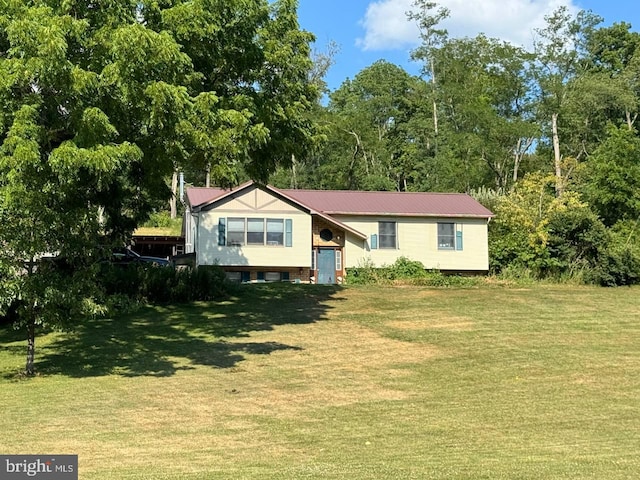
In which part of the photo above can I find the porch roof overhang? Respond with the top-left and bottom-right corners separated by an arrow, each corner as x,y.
310,211 -> 367,240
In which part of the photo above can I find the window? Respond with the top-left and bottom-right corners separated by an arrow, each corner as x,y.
379,221 -> 397,249
247,218 -> 264,245
267,219 -> 284,246
335,250 -> 342,271
438,223 -> 456,250
265,271 -> 281,282
226,272 -> 242,282
227,218 -> 245,246
222,217 -> 291,246
319,228 -> 333,242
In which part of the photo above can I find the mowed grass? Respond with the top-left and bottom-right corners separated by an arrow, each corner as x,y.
1,284 -> 639,479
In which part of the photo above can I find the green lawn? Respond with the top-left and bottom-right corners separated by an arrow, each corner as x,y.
1,284 -> 639,479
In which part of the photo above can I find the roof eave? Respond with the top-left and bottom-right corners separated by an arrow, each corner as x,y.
191,180 -> 256,212
311,211 -> 368,240
325,211 -> 494,219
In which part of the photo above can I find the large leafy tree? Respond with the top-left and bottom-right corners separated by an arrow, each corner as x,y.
0,0 -> 318,374
431,35 -> 537,191
532,6 -> 602,196
583,125 -> 640,227
582,22 -> 640,131
318,60 -> 430,191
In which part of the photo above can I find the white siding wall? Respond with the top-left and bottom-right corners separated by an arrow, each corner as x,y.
339,215 -> 489,271
195,188 -> 312,267
184,207 -> 196,254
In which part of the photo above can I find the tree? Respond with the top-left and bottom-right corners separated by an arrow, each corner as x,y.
0,0 -> 318,374
318,61 -> 430,191
532,7 -> 602,196
431,35 -> 537,191
576,22 -> 640,134
583,125 -> 640,226
407,0 -> 449,146
489,173 -> 604,278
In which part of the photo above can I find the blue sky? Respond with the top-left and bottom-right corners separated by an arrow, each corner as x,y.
297,0 -> 640,92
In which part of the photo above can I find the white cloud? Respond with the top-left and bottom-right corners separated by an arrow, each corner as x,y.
357,0 -> 580,51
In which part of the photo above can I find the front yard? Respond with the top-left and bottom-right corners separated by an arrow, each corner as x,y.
1,284 -> 639,479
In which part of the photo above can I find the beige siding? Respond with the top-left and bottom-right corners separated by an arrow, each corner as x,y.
339,215 -> 489,271
212,187 -> 303,213
196,188 -> 312,267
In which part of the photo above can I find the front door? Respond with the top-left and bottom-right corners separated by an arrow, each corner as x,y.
317,249 -> 336,284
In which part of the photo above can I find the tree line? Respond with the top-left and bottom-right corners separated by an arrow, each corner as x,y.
268,1 -> 640,285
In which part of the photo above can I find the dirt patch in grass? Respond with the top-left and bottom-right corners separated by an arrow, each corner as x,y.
201,320 -> 441,418
386,317 -> 474,331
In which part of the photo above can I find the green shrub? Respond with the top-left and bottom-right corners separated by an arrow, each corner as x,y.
346,257 -> 481,287
143,211 -> 175,228
390,257 -> 428,279
586,221 -> 640,286
346,258 -> 385,285
98,264 -> 231,306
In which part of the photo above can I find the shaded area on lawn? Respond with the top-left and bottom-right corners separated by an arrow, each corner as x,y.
1,284 -> 344,378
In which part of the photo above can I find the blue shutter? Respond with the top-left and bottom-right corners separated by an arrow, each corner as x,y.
257,271 -> 265,282
241,271 -> 250,283
218,218 -> 226,246
456,230 -> 463,251
282,271 -> 290,281
285,219 -> 293,247
370,234 -> 378,250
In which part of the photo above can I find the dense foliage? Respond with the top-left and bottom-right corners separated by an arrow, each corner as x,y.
0,0 -> 318,373
347,257 -> 480,287
100,264 -> 231,307
269,3 -> 640,286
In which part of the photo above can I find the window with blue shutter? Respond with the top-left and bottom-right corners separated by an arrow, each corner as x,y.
285,219 -> 293,247
437,223 -> 455,250
266,219 -> 284,245
218,218 -> 226,246
370,234 -> 378,250
378,221 -> 397,248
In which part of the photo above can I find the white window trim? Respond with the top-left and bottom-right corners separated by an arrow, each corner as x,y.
378,221 -> 397,249
437,222 -> 463,251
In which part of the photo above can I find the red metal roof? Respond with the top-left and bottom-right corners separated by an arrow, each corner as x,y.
277,188 -> 494,218
185,187 -> 229,208
186,182 -> 493,218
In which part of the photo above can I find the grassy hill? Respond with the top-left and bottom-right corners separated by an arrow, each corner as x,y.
1,284 -> 639,479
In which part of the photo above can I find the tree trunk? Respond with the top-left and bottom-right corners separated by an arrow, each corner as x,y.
551,112 -> 563,196
429,56 -> 438,134
513,139 -> 522,185
169,169 -> 178,219
626,111 -> 637,131
205,163 -> 211,188
25,317 -> 35,376
291,154 -> 297,189
513,137 -> 534,185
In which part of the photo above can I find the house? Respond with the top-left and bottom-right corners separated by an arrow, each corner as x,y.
184,181 -> 494,284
